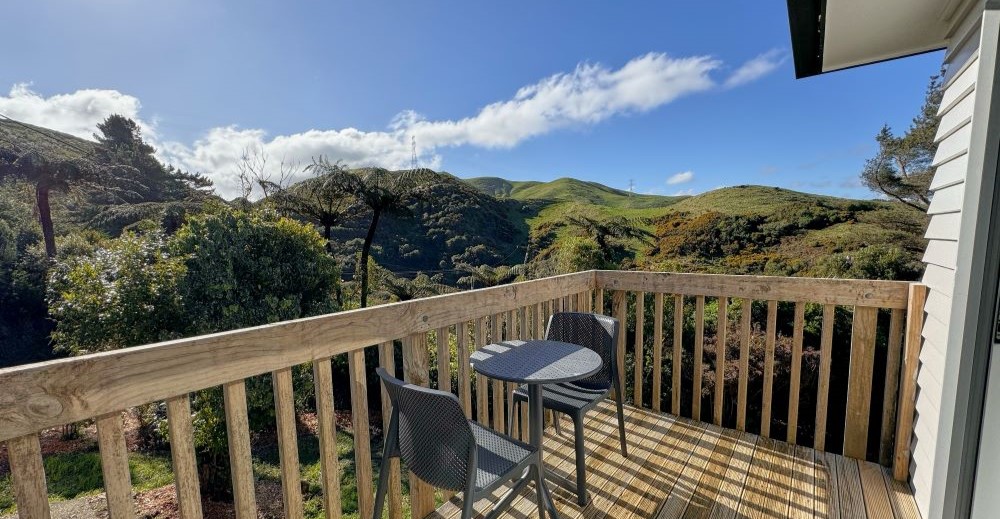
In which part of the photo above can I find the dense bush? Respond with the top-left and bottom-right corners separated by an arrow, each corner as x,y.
48,207 -> 340,497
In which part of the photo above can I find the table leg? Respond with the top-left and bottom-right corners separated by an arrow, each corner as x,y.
529,383 -> 560,519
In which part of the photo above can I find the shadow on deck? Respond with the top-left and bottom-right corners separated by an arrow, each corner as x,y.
430,402 -> 920,519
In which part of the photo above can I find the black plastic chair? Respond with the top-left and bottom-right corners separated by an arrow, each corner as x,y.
507,312 -> 627,505
373,367 -> 543,519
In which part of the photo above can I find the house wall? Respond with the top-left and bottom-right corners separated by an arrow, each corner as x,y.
913,2 -> 1000,517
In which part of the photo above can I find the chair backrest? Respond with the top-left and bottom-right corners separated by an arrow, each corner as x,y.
545,312 -> 619,390
375,367 -> 475,491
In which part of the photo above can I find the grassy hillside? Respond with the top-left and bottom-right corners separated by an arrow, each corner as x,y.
0,119 -> 97,160
465,176 -> 685,209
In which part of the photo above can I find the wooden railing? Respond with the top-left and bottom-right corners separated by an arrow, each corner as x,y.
0,270 -> 925,519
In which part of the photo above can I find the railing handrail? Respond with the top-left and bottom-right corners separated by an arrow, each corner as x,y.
0,271 -> 593,442
594,270 -> 912,309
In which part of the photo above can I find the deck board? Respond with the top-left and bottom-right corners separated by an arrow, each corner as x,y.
432,403 -> 919,519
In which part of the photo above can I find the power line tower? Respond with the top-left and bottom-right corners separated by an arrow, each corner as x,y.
628,179 -> 635,196
410,135 -> 418,170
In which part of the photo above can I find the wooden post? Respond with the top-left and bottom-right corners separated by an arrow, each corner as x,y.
714,297 -> 728,426
634,292 -> 646,406
403,334 -> 436,518
375,343 -> 401,519
672,294 -> 683,416
653,293 -> 664,412
788,302 -> 805,445
96,412 -> 136,519
736,299 -> 751,431
8,434 -> 51,519
166,395 -> 203,519
222,381 -> 257,519
844,306 -> 878,459
693,295 -> 705,421
273,367 -> 304,519
894,284 -> 927,481
814,305 -> 835,452
348,350 -> 374,519
761,300 -> 777,438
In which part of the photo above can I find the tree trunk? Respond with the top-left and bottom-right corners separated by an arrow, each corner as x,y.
36,184 -> 56,258
323,224 -> 333,253
358,208 -> 382,308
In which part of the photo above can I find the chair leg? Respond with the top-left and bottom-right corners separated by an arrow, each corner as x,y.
573,413 -> 588,506
372,452 -> 392,519
534,458 -> 547,519
507,399 -> 517,436
460,487 -> 476,519
553,412 -> 562,435
615,391 -> 628,458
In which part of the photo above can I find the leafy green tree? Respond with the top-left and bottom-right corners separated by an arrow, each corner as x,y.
172,209 -> 340,334
282,159 -> 359,247
48,207 -> 340,496
376,269 -> 450,301
48,232 -> 186,354
456,263 -> 524,288
565,215 -> 653,267
0,148 -> 98,257
88,115 -> 212,235
861,74 -> 942,211
350,167 -> 422,307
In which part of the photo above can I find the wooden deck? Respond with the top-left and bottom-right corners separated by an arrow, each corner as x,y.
431,402 -> 920,519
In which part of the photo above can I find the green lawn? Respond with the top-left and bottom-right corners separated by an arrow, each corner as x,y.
1,429 -> 424,519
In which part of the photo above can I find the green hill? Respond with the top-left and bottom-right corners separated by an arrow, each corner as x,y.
0,119 -> 97,160
465,176 -> 685,209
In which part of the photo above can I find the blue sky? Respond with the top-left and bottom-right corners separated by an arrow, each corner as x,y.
0,1 -> 943,199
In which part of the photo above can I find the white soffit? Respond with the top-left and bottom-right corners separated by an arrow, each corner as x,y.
821,0 -> 966,72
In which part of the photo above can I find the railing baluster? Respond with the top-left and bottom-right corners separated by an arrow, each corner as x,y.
761,300 -> 778,438
273,367 -> 304,519
490,313 -> 505,432
457,323 -> 473,419
348,349 -> 374,518
476,317 -> 489,425
166,395 -> 203,519
96,412 -> 135,519
437,325 -> 451,394
315,357 -> 345,519
403,333 -> 436,518
715,296 -> 728,426
653,293 -> 664,412
503,311 -> 516,437
518,306 -> 527,339
894,284 -> 928,481
8,434 -> 51,519
222,381 -> 257,519
693,295 -> 705,421
737,299 -> 751,432
613,291 -> 627,398
597,288 -> 605,315
815,305 -> 836,452
535,302 -> 544,338
880,308 -> 905,466
844,306 -> 878,460
788,302 -> 805,445
672,294 -> 683,416
633,291 -> 645,406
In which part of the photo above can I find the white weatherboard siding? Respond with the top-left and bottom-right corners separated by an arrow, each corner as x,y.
912,10 -> 980,519
912,3 -> 1000,517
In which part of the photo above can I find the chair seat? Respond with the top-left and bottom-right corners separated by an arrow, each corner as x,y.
511,382 -> 610,415
470,421 -> 536,491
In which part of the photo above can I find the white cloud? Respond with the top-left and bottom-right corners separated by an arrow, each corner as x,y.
2,50 -> 782,198
666,171 -> 694,185
724,49 -> 788,89
0,83 -> 153,140
407,53 -> 720,149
